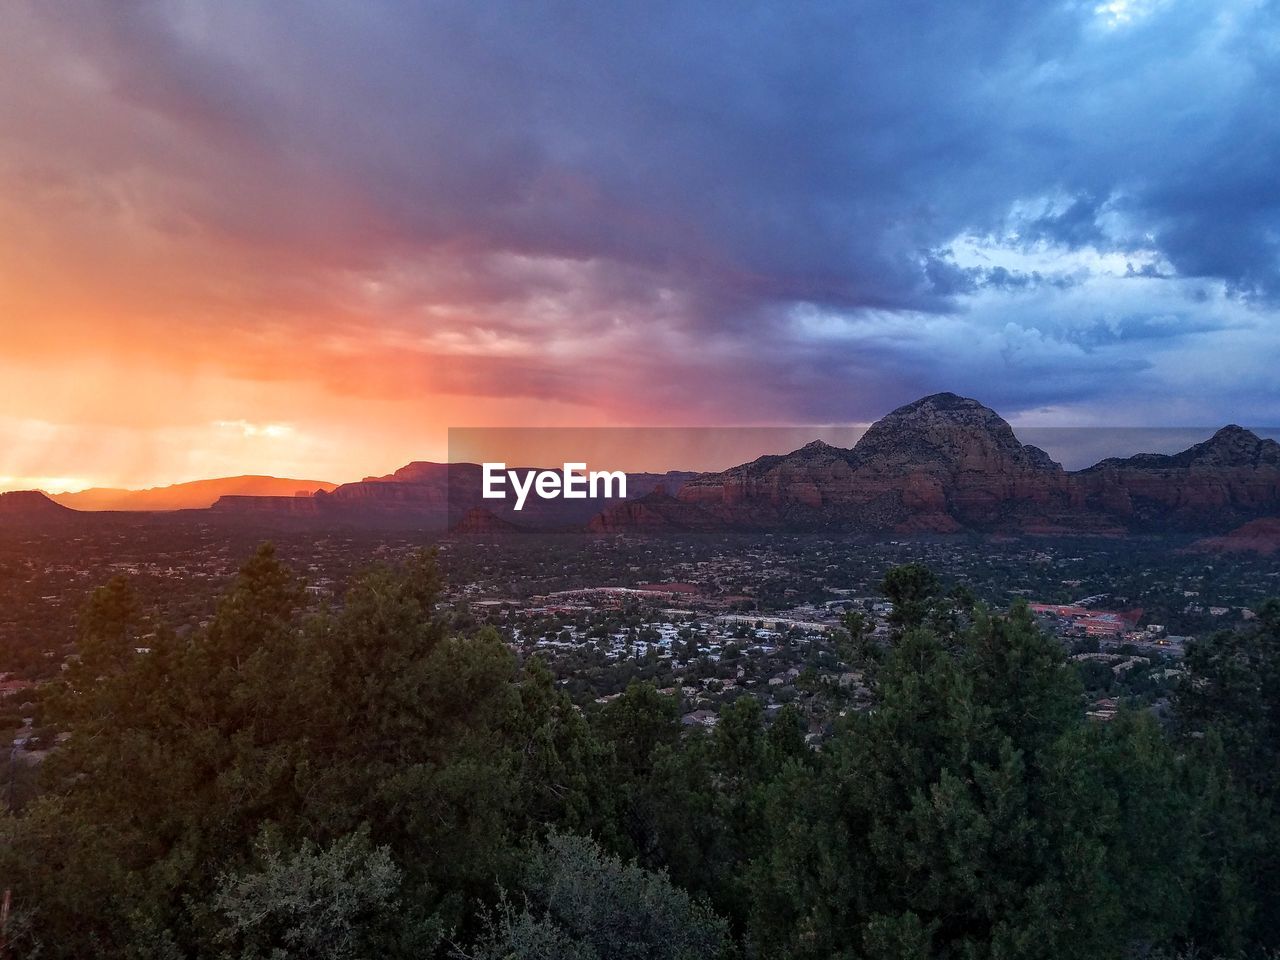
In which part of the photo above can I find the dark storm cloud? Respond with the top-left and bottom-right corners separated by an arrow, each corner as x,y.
7,0 -> 1280,426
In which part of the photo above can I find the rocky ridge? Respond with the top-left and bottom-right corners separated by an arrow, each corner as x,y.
592,394 -> 1280,535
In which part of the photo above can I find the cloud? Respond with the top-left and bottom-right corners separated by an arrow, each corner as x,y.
1,0 -> 1278,486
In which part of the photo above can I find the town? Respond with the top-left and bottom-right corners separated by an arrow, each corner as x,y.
5,519 -> 1274,765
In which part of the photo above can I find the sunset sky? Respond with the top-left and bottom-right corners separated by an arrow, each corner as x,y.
2,1 -> 1278,491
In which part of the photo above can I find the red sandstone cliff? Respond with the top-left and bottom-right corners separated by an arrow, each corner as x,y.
591,394 -> 1279,535
664,394 -> 1074,533
1072,426 -> 1280,530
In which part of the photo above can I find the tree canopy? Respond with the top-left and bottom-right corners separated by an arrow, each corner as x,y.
1,548 -> 1277,958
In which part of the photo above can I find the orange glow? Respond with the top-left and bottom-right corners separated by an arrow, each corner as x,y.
0,166 -> 649,490
0,3 -> 851,493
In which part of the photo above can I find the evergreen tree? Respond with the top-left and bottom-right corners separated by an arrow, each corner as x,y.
0,546 -> 597,958
749,591 -> 1195,959
462,831 -> 729,960
73,574 -> 145,679
1175,599 -> 1280,949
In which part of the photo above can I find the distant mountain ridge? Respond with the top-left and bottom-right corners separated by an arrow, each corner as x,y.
51,475 -> 338,511
209,463 -> 698,530
592,393 -> 1280,536
10,394 -> 1279,536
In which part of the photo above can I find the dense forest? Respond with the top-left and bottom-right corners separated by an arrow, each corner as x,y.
2,545 -> 1279,959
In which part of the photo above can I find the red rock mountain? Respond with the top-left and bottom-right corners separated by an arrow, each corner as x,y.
636,394 -> 1073,533
18,394 -> 1276,536
592,394 -> 1280,535
1072,425 -> 1280,530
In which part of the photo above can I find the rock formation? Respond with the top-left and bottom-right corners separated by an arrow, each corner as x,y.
449,506 -> 528,537
1072,426 -> 1280,530
0,490 -> 77,519
592,394 -> 1280,536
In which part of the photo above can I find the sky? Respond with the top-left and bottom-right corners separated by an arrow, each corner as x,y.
2,0 -> 1278,490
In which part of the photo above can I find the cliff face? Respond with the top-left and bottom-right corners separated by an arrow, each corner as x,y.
670,394 -> 1070,533
842,393 -> 1069,527
593,395 -> 1280,535
317,462 -> 453,515
1073,426 -> 1280,530
209,495 -> 323,516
